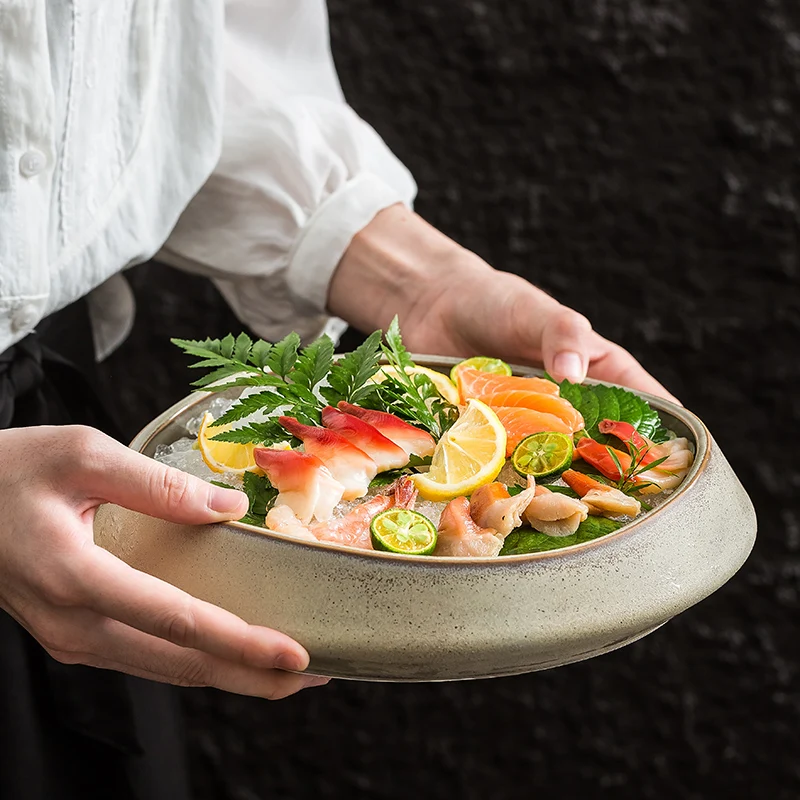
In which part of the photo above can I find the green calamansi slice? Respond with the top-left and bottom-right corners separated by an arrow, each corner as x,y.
511,431 -> 574,480
370,509 -> 438,556
449,356 -> 512,383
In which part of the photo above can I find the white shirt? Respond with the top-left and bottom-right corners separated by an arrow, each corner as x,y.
0,0 -> 416,359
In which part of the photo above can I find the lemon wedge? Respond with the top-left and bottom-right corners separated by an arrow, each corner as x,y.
411,399 -> 507,501
371,365 -> 460,405
197,412 -> 260,474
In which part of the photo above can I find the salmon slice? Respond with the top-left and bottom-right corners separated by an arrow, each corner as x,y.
456,367 -> 559,403
493,407 -> 574,456
474,390 -> 583,432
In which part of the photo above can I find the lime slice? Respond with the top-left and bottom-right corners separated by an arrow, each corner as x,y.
370,508 -> 437,555
450,356 -> 512,383
512,431 -> 574,480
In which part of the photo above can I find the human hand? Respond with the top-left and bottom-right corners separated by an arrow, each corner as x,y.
329,204 -> 677,402
0,425 -> 328,698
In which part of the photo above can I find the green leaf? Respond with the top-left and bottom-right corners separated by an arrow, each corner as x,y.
209,420 -> 294,446
191,365 -> 249,388
499,516 -> 623,555
651,425 -> 674,444
590,385 -> 620,439
558,380 -> 584,411
220,333 -> 236,359
293,335 -> 334,391
234,332 -> 252,364
267,332 -> 301,378
577,390 -> 600,433
610,386 -> 643,430
638,405 -> 661,440
326,329 -> 383,404
506,484 -> 524,497
250,340 -> 273,370
211,390 -> 287,426
384,316 -> 414,370
242,471 -> 278,521
546,485 -> 580,498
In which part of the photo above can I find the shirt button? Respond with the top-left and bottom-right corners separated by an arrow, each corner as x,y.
11,303 -> 39,334
19,149 -> 47,178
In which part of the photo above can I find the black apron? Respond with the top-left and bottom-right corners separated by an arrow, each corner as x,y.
0,300 -> 192,800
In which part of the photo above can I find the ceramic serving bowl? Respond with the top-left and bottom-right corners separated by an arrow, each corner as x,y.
93,356 -> 757,681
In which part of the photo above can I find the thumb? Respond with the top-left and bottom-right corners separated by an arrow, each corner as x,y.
540,306 -> 594,384
79,435 -> 248,524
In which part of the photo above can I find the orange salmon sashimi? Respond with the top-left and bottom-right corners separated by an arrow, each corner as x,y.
472,388 -> 584,433
493,407 -> 574,456
456,367 -> 559,404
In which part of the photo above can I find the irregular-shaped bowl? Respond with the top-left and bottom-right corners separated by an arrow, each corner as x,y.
93,356 -> 757,681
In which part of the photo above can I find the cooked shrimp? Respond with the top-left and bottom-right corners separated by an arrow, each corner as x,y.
523,481 -> 588,537
469,481 -> 536,537
312,477 -> 418,550
435,496 -> 503,557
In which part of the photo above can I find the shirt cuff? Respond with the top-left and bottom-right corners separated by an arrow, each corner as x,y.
286,172 -> 409,313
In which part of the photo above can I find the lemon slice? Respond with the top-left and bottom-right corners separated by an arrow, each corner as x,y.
411,399 -> 507,501
197,412 -> 260,474
371,365 -> 460,405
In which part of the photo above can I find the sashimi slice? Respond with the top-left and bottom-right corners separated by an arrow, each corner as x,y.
523,482 -> 588,536
469,481 -> 536,537
456,367 -> 559,403
264,505 -> 318,542
471,389 -> 584,432
435,496 -> 503,557
321,406 -> 409,472
253,448 -> 344,523
279,416 -> 377,500
561,470 -> 641,517
493,406 -> 574,456
336,402 -> 436,458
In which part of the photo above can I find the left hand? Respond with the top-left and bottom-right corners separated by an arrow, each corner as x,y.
400,252 -> 678,402
329,204 -> 678,403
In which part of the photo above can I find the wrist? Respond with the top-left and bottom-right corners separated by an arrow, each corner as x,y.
327,204 -> 489,333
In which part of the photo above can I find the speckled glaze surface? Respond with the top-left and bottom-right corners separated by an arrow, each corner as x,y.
93,356 -> 757,681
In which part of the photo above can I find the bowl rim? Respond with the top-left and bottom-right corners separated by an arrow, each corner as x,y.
133,355 -> 710,567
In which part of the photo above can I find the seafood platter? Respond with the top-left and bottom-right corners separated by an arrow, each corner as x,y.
94,320 -> 757,680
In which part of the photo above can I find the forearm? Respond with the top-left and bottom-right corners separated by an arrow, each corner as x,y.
327,204 -> 487,334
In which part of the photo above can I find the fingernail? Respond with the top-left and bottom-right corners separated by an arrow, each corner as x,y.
303,676 -> 330,688
276,653 -> 306,672
208,486 -> 248,515
552,351 -> 585,383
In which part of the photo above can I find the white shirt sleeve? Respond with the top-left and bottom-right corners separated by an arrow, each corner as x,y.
158,0 -> 417,344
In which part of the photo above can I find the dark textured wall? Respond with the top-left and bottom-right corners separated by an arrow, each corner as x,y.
99,1 -> 798,798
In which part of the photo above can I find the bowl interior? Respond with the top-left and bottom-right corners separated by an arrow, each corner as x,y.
132,357 -> 706,562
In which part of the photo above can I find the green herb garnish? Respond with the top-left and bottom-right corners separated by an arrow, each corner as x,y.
211,473 -> 278,527
367,317 -> 458,439
551,377 -> 666,443
172,328 -> 385,446
499,516 -> 624,555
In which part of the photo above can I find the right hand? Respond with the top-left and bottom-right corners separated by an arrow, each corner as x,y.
0,425 -> 328,699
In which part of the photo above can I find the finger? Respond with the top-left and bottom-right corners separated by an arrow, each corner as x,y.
70,429 -> 248,523
588,339 -> 681,404
73,545 -> 310,671
48,613 -> 328,699
540,307 -> 594,383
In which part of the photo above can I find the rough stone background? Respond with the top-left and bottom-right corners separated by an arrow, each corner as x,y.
99,1 -> 799,798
